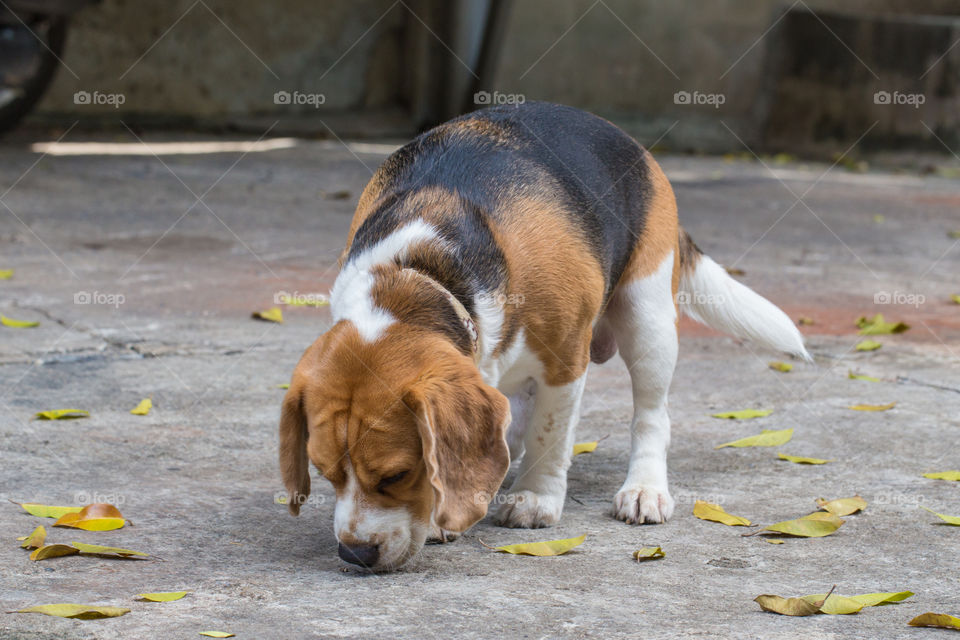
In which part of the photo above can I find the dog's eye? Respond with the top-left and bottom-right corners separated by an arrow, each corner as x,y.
378,471 -> 407,491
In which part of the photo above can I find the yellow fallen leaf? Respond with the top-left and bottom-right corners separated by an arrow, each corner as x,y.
30,544 -> 79,561
71,542 -> 148,558
725,266 -> 746,276
138,591 -> 190,602
921,506 -> 960,526
848,370 -> 880,382
0,269 -> 13,279
848,402 -> 895,411
130,398 -> 152,415
14,604 -> 130,619
855,339 -> 882,351
14,503 -> 83,518
754,594 -> 824,616
572,441 -> 598,455
1,314 -> 39,328
951,294 -> 960,304
252,307 -> 283,323
798,593 -> 865,615
924,471 -> 960,481
768,361 -> 793,372
816,496 -> 867,516
754,512 -> 843,538
632,546 -> 664,561
844,591 -> 913,606
34,409 -> 89,420
778,453 -> 833,465
275,383 -> 290,389
856,313 -> 909,335
693,500 -> 751,526
711,409 -> 773,420
715,428 -> 793,449
54,503 -> 125,531
19,525 -> 46,549
764,538 -> 784,544
949,230 -> 960,239
797,316 -> 815,326
910,612 -> 960,630
199,633 -> 235,638
487,534 -> 586,556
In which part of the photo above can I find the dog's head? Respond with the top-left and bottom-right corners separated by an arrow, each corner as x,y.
279,321 -> 510,571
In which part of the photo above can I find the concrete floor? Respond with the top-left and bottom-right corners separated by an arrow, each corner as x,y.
0,135 -> 958,639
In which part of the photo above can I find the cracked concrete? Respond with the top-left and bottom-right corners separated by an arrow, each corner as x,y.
1,136 -> 959,639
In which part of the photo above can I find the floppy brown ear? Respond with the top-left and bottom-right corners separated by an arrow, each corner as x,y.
278,386 -> 310,516
406,366 -> 511,532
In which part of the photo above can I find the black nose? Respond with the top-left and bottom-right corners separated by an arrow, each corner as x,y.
338,542 -> 380,567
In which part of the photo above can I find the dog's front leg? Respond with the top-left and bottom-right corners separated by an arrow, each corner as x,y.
493,374 -> 586,528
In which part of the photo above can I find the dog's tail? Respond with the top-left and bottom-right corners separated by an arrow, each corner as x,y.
676,228 -> 811,361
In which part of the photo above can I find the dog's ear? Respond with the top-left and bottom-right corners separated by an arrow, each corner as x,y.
278,384 -> 310,516
405,361 -> 511,532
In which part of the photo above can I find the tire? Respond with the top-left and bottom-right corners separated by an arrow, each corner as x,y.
0,16 -> 68,135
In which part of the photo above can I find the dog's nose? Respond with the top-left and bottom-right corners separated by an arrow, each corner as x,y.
338,542 -> 380,567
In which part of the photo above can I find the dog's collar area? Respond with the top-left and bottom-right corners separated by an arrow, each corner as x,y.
399,267 -> 479,361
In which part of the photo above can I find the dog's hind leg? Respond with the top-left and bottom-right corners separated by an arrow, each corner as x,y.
606,252 -> 678,524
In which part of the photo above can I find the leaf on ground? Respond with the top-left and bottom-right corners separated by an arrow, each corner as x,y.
14,604 -> 130,619
924,471 -> 960,481
632,546 -> 664,561
798,593 -> 865,615
764,538 -> 784,544
754,594 -> 824,616
54,503 -> 125,531
769,361 -> 793,373
693,500 -> 751,526
797,316 -> 815,326
1,314 -> 39,328
848,370 -> 881,382
843,592 -> 913,606
0,269 -> 13,279
848,402 -> 895,411
487,534 -> 586,556
715,428 -> 793,449
199,633 -> 235,638
130,398 -> 152,415
572,441 -> 598,455
725,266 -> 746,276
14,503 -> 83,518
778,453 -> 833,465
921,506 -> 960,526
855,339 -> 882,351
252,307 -> 283,323
816,496 -> 867,516
753,512 -> 844,538
856,313 -> 909,335
34,409 -> 89,420
951,294 -> 960,304
29,544 -> 79,561
18,525 -> 46,549
71,542 -> 147,558
909,612 -> 960,630
949,230 -> 960,239
711,409 -> 773,420
275,383 -> 289,389
138,591 -> 189,602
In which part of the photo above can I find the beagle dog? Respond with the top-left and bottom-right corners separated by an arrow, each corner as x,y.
279,102 -> 809,572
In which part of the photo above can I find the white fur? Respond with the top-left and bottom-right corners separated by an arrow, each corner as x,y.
678,255 -> 811,361
333,461 -> 429,570
605,252 -> 678,524
330,220 -> 440,342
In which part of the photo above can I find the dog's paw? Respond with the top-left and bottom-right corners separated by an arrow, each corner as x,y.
492,490 -> 563,528
613,486 -> 674,524
425,527 -> 460,545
